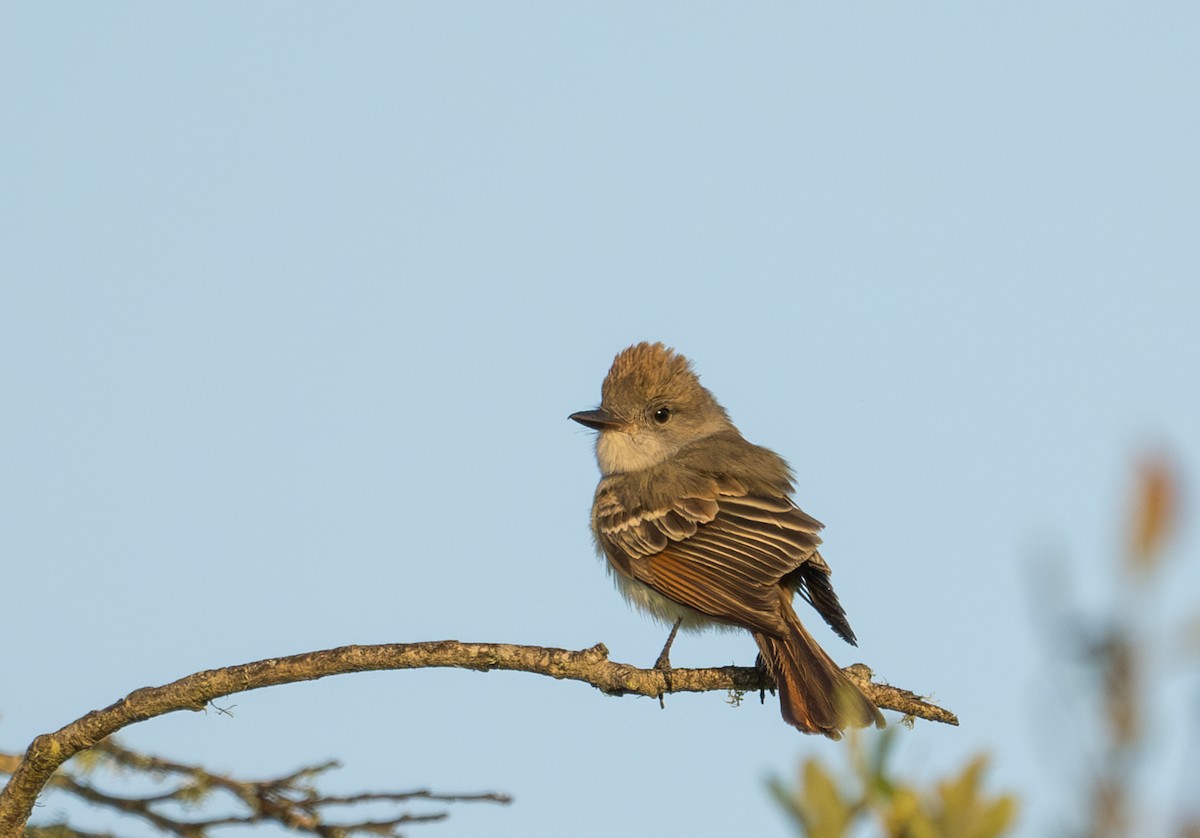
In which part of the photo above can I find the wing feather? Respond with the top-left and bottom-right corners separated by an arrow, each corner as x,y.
594,473 -> 854,637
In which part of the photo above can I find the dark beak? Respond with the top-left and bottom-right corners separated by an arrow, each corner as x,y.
569,408 -> 623,431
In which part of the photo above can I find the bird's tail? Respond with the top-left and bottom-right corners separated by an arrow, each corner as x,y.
753,599 -> 884,739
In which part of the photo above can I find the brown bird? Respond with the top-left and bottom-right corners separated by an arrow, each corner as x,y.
570,342 -> 883,738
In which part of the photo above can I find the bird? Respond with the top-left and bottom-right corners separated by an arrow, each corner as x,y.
570,341 -> 883,738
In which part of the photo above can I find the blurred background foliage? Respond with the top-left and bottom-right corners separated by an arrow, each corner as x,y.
771,731 -> 1016,838
773,454 -> 1193,836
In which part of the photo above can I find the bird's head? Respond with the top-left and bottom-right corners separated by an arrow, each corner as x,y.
570,342 -> 732,475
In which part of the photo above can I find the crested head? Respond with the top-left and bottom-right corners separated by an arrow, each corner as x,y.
582,342 -> 734,475
602,342 -> 701,409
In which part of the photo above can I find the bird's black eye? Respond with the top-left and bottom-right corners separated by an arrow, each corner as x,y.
653,407 -> 672,424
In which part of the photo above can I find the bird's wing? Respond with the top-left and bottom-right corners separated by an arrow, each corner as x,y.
594,477 -> 827,636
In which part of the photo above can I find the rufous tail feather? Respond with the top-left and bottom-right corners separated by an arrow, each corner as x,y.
753,602 -> 884,739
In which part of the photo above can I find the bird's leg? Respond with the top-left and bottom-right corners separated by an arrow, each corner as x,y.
654,618 -> 683,671
653,618 -> 683,707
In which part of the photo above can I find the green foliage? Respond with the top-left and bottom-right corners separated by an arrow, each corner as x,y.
770,730 -> 1017,838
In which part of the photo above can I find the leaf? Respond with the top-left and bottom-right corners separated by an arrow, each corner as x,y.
1129,455 -> 1177,572
932,756 -> 1019,838
800,757 -> 854,838
884,787 -> 937,838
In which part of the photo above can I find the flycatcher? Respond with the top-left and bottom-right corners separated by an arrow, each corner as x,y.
570,342 -> 883,738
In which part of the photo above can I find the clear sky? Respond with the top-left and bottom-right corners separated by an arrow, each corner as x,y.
3,4 -> 1198,836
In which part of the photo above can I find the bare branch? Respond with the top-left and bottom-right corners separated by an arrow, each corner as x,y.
0,640 -> 955,837
3,738 -> 510,838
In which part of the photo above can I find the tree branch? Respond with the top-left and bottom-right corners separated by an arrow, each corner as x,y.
2,738 -> 509,838
0,640 -> 956,837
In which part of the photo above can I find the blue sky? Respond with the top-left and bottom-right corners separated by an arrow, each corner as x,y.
3,4 -> 1198,836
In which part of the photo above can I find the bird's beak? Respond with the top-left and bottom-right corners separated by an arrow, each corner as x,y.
569,408 -> 623,431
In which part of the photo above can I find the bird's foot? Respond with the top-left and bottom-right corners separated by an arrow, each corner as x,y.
653,618 -> 683,708
754,652 -> 775,705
